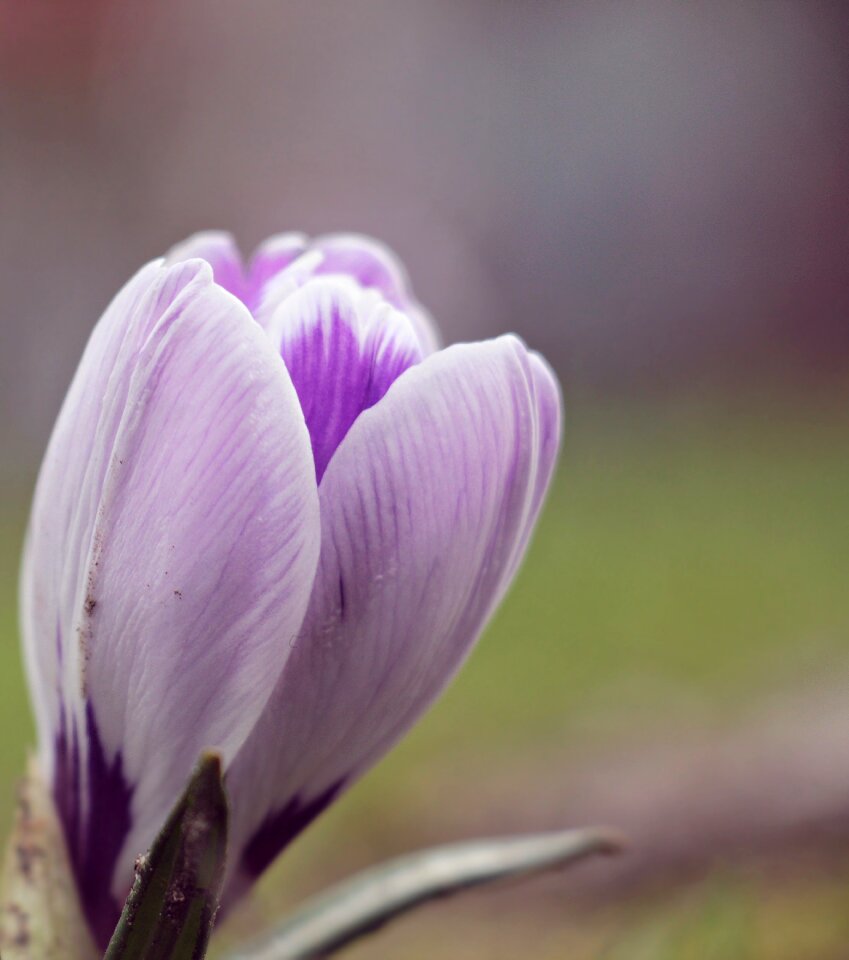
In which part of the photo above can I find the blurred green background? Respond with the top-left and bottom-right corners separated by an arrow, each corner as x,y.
3,396 -> 848,958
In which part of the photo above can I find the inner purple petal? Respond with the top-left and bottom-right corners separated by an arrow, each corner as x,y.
170,235 -> 424,481
312,238 -> 408,308
278,287 -> 422,482
245,237 -> 412,326
245,234 -> 307,313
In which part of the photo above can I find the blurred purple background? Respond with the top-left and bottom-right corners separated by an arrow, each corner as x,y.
2,1 -> 848,481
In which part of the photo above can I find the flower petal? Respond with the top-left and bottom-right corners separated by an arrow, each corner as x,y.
313,234 -> 440,354
247,232 -> 307,310
225,335 -> 561,898
22,258 -> 171,767
266,277 -> 422,482
312,234 -> 409,306
251,234 -> 440,355
165,231 -> 248,303
21,258 -> 320,937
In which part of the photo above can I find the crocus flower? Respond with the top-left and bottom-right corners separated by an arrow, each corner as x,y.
21,231 -> 561,947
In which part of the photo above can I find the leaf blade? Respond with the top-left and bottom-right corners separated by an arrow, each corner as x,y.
228,826 -> 623,960
103,752 -> 228,960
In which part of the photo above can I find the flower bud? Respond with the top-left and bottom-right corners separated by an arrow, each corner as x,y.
21,232 -> 561,945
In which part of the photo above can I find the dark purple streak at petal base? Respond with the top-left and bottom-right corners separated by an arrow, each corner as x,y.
54,703 -> 134,948
240,780 -> 346,881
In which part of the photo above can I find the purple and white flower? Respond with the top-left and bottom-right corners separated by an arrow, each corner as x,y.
20,231 -> 561,946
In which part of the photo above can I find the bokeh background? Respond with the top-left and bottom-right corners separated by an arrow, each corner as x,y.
2,2 -> 849,957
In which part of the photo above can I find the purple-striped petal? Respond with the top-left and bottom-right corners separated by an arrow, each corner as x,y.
312,234 -> 409,307
21,258 -> 320,944
251,234 -> 440,355
224,335 -> 561,900
165,231 -> 248,303
164,232 -> 439,357
313,234 -> 440,354
247,232 -> 307,307
266,277 -> 423,482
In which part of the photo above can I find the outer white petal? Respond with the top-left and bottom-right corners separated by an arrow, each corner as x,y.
21,258 -> 320,919
22,258 -> 167,768
225,334 -> 561,896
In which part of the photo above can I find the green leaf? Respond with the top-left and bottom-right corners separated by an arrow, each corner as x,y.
227,826 -> 624,960
0,757 -> 98,960
104,752 -> 229,960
